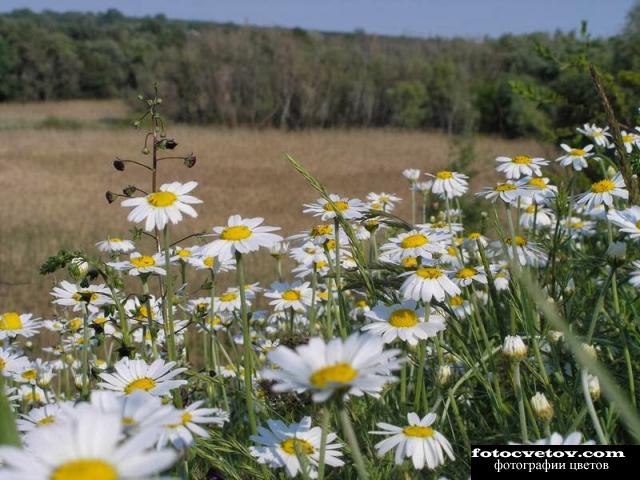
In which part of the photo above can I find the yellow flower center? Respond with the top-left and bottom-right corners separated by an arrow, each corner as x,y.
72,291 -> 98,303
135,305 -> 153,321
623,134 -> 634,143
400,234 -> 428,249
203,256 -> 215,268
436,170 -> 453,180
281,438 -> 315,455
495,183 -> 517,192
94,317 -> 107,325
430,221 -> 447,228
416,267 -> 444,279
220,292 -> 237,302
636,221 -> 640,230
108,237 -> 122,243
51,460 -> 117,480
122,416 -> 135,426
571,221 -> 584,229
311,224 -> 333,237
507,235 -> 528,247
325,239 -> 336,250
450,295 -> 464,307
0,312 -> 22,330
402,257 -> 418,268
403,425 -> 434,438
68,318 -> 83,330
591,179 -> 616,193
21,369 -> 37,381
468,232 -> 481,240
323,200 -> 349,212
456,267 -> 477,279
282,290 -> 301,301
512,155 -> 531,164
207,316 -> 221,327
446,246 -> 457,256
177,249 -> 191,258
310,363 -> 357,388
0,358 -> 5,370
147,191 -> 178,208
526,205 -> 536,214
389,309 -> 418,328
570,148 -> 585,156
356,300 -> 368,308
221,225 -> 252,241
527,177 -> 546,188
36,415 -> 55,426
131,255 -> 156,268
124,377 -> 156,395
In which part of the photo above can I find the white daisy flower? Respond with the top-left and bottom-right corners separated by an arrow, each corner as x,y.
561,216 -> 596,239
16,402 -> 73,432
108,252 -> 166,276
495,155 -> 548,179
491,235 -> 548,267
371,412 -> 454,470
367,192 -> 401,212
476,179 -> 529,204
519,202 -> 555,229
303,194 -> 366,221
95,236 -> 135,254
523,176 -> 557,204
402,169 -> 421,182
607,206 -> 640,241
380,229 -> 450,262
0,348 -> 30,377
98,358 -> 187,396
121,180 -> 202,232
577,123 -> 611,147
576,172 -> 628,209
157,400 -> 229,449
171,245 -> 198,262
556,144 -> 593,171
0,312 -> 41,340
447,295 -> 472,318
425,171 -> 469,198
186,251 -> 236,273
250,417 -> 344,478
400,266 -> 461,303
502,335 -> 528,360
621,130 -> 640,153
264,282 -> 313,312
201,215 -> 282,261
50,281 -> 113,313
362,301 -> 446,346
90,390 -> 178,432
0,407 -> 177,479
262,333 -> 402,402
452,266 -> 487,287
214,289 -> 245,313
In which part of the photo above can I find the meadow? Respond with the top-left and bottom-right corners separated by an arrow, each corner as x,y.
0,100 -> 554,314
1,94 -> 638,480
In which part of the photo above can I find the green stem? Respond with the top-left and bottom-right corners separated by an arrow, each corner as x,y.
582,369 -> 608,444
513,362 -> 528,443
162,227 -> 177,362
317,407 -> 330,480
236,252 -> 257,435
338,405 -> 369,480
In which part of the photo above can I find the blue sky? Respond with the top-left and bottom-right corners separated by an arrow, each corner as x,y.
0,0 -> 635,38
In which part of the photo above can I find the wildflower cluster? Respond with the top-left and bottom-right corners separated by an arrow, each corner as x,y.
1,91 -> 639,479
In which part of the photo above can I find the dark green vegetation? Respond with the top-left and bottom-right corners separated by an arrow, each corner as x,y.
2,6 -> 640,137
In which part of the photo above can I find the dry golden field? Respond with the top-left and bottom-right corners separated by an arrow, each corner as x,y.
0,100 -> 555,315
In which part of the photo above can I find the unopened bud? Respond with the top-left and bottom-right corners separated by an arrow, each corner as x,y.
113,159 -> 125,171
587,374 -> 600,401
142,146 -> 150,155
123,185 -> 136,197
436,364 -> 453,386
502,335 -> 528,361
531,392 -> 554,422
105,191 -> 115,204
184,154 -> 197,168
165,139 -> 177,150
582,343 -> 598,361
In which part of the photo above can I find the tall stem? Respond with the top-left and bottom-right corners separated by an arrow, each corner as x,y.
513,362 -> 528,443
317,407 -> 330,480
236,252 -> 257,435
162,227 -> 177,362
582,369 -> 608,444
338,404 -> 369,480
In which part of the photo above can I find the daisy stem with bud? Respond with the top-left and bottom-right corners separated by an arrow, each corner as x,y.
235,251 -> 257,436
582,368 -> 608,444
512,361 -> 528,443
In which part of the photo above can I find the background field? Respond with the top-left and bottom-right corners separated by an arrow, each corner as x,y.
0,100 -> 555,314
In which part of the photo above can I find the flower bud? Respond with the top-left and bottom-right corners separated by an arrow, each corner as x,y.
113,159 -> 125,171
547,330 -> 563,343
582,343 -> 598,361
123,185 -> 136,197
502,335 -> 527,361
587,374 -> 600,401
606,241 -> 626,265
436,364 -> 453,387
165,139 -> 177,150
105,191 -> 115,204
531,392 -> 554,422
184,154 -> 197,168
142,146 -> 150,155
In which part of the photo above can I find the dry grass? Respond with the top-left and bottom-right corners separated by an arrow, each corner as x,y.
0,100 -> 555,315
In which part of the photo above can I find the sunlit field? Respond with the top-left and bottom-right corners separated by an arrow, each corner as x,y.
0,100 -> 554,314
1,91 -> 638,480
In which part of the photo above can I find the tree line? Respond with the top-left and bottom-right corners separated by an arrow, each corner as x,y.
2,7 -> 640,138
